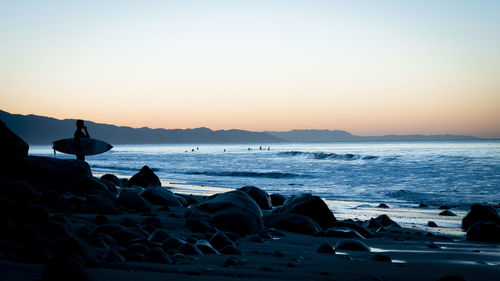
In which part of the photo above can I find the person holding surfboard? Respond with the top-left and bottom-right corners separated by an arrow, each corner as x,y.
74,119 -> 90,160
52,121 -> 112,159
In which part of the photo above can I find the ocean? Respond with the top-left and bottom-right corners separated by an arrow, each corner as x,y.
30,141 -> 500,234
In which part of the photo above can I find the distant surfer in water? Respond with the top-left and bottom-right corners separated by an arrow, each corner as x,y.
74,119 -> 90,160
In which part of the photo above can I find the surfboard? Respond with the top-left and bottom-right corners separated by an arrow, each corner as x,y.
52,138 -> 113,156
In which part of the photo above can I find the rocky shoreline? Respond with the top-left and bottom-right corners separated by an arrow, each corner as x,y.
1,120 -> 500,281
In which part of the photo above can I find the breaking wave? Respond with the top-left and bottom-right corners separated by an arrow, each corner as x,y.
185,170 -> 307,179
277,151 -> 379,161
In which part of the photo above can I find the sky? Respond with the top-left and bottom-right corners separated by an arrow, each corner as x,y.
1,0 -> 499,138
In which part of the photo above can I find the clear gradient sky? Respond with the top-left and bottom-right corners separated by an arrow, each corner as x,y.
1,0 -> 499,138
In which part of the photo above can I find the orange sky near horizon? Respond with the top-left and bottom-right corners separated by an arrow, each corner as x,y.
1,1 -> 500,138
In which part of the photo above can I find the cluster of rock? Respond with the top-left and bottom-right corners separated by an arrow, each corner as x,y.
462,204 -> 500,242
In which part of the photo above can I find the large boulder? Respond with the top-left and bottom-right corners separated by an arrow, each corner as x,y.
466,221 -> 500,242
0,120 -> 28,160
141,187 -> 182,207
76,175 -> 112,195
462,204 -> 500,230
239,186 -> 272,210
264,213 -> 322,235
186,190 -> 264,235
117,190 -> 151,212
272,193 -> 335,230
7,156 -> 91,188
127,166 -> 161,188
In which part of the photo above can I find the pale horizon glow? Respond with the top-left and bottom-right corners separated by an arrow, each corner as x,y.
1,0 -> 500,138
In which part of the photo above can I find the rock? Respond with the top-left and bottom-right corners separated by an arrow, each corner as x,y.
272,250 -> 284,257
117,190 -> 151,212
99,178 -> 118,195
195,240 -> 220,254
366,215 -> 400,228
439,210 -> 457,216
270,193 -> 286,207
184,208 -> 212,233
466,221 -> 500,242
272,193 -> 335,230
220,245 -> 242,255
264,213 -> 323,235
141,186 -> 182,206
76,175 -> 111,194
193,190 -> 264,234
0,120 -> 29,159
42,254 -> 90,281
369,254 -> 391,262
87,194 -> 122,215
127,243 -> 149,255
94,215 -> 109,225
124,252 -> 146,262
162,237 -> 185,250
462,204 -> 500,230
378,203 -> 389,208
335,239 -> 370,251
101,174 -> 123,187
435,276 -> 468,281
331,221 -> 376,238
419,203 -> 428,208
127,166 -> 161,188
8,156 -> 91,188
112,229 -> 145,246
148,229 -> 171,243
142,216 -> 163,228
147,247 -> 172,264
239,186 -> 272,210
179,243 -> 203,255
223,257 -> 239,267
209,231 -> 235,250
439,205 -> 452,210
316,243 -> 335,254
103,249 -> 126,262
248,235 -> 264,243
428,221 -> 438,227
325,227 -> 365,239
0,181 -> 40,202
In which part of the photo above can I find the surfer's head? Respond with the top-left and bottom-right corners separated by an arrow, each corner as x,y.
76,119 -> 84,129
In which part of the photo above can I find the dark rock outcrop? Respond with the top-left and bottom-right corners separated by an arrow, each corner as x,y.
187,190 -> 264,235
117,190 -> 151,212
264,213 -> 323,235
272,193 -> 335,230
462,204 -> 500,230
127,166 -> 161,188
141,187 -> 182,207
0,120 -> 28,160
270,193 -> 286,207
466,221 -> 500,242
239,186 -> 272,210
365,214 -> 400,228
8,156 -> 91,188
316,243 -> 335,254
335,239 -> 370,252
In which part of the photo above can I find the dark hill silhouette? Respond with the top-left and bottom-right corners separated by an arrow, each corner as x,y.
0,109 -> 481,144
0,110 -> 283,144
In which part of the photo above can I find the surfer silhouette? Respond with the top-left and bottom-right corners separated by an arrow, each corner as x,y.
74,120 -> 90,160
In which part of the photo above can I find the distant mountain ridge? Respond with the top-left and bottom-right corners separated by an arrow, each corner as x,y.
266,129 -> 480,142
0,110 -> 481,145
